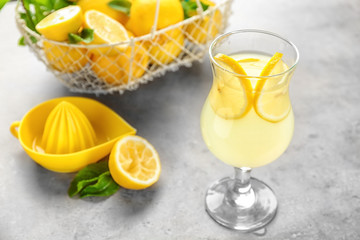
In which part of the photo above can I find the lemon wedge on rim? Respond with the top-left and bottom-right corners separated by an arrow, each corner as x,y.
35,6 -> 83,41
109,135 -> 161,190
210,53 -> 253,119
254,52 -> 291,123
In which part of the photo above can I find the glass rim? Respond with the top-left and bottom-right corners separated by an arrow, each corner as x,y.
209,29 -> 300,79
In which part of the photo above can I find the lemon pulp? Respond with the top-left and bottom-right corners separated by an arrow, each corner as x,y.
109,135 -> 161,190
35,6 -> 83,41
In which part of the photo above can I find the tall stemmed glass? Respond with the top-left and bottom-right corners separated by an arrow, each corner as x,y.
200,29 -> 299,231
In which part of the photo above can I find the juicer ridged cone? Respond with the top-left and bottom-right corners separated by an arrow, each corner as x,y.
41,101 -> 97,154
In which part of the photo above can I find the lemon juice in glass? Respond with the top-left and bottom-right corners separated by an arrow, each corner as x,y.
201,30 -> 299,231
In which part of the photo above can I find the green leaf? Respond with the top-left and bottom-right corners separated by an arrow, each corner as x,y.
33,1 -> 47,23
0,0 -> 10,11
18,36 -> 26,46
181,0 -> 210,19
53,0 -> 73,10
68,160 -> 109,197
68,160 -> 120,198
181,1 -> 196,19
68,177 -> 98,197
68,33 -> 83,44
68,28 -> 94,44
108,0 -> 131,16
37,0 -> 53,9
22,0 -> 30,10
80,172 -> 120,198
30,36 -> 38,43
20,11 -> 36,32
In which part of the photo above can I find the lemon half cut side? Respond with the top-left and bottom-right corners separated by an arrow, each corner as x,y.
109,135 -> 161,190
84,10 -> 130,55
35,6 -> 83,41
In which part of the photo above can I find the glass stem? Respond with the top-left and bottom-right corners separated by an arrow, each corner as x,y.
225,167 -> 255,208
234,167 -> 252,194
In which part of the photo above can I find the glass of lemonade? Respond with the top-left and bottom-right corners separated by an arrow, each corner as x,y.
200,29 -> 299,231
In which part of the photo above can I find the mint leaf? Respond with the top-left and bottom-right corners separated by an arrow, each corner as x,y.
20,11 -> 36,32
30,36 -> 38,43
69,178 -> 98,197
68,160 -> 120,198
53,0 -> 73,10
33,1 -> 46,23
181,1 -> 197,19
108,0 -> 131,16
68,33 -> 83,44
68,160 -> 109,197
80,172 -> 120,198
181,0 -> 210,19
19,12 -> 39,43
18,36 -> 26,46
0,0 -> 10,10
201,1 -> 209,11
68,28 -> 94,44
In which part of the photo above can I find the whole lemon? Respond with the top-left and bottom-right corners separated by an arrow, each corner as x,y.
126,0 -> 184,36
43,41 -> 89,73
146,28 -> 184,64
184,0 -> 222,44
91,42 -> 149,85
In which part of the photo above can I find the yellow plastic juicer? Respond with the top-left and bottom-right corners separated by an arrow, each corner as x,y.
10,97 -> 136,173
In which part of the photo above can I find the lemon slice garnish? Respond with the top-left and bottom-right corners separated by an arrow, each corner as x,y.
254,52 -> 284,92
210,53 -> 253,119
215,53 -> 248,76
237,58 -> 260,63
109,136 -> 161,190
254,52 -> 291,123
35,6 -> 83,41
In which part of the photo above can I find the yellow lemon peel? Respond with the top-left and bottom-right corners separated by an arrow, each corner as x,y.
109,135 -> 161,190
210,53 -> 253,119
254,52 -> 291,123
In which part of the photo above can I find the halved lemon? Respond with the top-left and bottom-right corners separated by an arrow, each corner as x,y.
84,10 -> 130,55
210,53 -> 252,119
254,52 -> 291,123
109,136 -> 161,190
35,6 -> 83,41
77,0 -> 129,25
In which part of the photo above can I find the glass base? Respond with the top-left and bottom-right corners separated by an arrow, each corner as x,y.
205,177 -> 277,232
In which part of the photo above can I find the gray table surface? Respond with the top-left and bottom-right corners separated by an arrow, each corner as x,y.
1,0 -> 360,239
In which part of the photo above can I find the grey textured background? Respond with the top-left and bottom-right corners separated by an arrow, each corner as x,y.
1,0 -> 360,239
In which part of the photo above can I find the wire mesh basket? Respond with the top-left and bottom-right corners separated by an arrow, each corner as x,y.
15,0 -> 233,94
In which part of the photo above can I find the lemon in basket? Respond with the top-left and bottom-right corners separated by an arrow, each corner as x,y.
43,41 -> 89,73
77,0 -> 129,25
35,6 -> 83,41
84,10 -> 130,56
184,0 -> 222,44
91,42 -> 149,85
146,28 -> 184,64
126,0 -> 184,37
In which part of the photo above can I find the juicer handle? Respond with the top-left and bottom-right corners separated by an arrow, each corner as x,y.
10,121 -> 20,139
